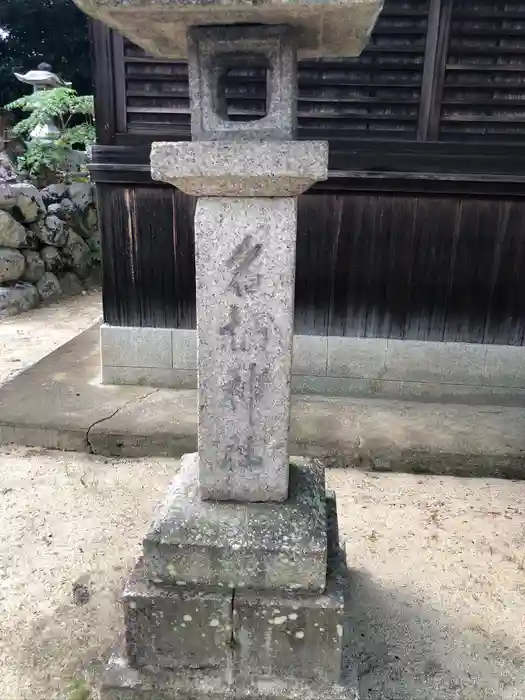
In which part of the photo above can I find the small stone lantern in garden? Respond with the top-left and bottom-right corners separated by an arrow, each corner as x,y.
14,63 -> 71,141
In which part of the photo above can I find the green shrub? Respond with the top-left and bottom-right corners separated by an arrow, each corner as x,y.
5,87 -> 95,183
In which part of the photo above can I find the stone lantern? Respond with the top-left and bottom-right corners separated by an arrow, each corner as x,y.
72,1 -> 382,698
14,62 -> 71,141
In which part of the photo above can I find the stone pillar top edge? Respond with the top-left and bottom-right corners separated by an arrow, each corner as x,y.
151,140 -> 328,197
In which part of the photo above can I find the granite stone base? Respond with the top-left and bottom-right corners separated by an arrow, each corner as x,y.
123,560 -> 233,670
101,456 -> 351,699
143,453 -> 327,594
100,651 -> 356,700
103,549 -> 350,700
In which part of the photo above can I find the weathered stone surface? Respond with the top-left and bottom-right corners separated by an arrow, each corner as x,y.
63,229 -> 92,278
67,181 -> 94,210
101,646 -> 353,700
194,196 -> 297,501
41,246 -> 64,275
31,215 -> 68,246
23,227 -> 39,250
0,210 -> 27,248
15,185 -> 46,223
74,203 -> 99,238
40,183 -> 67,206
87,229 -> 101,260
143,453 -> 327,592
0,283 -> 39,319
122,560 -> 232,670
188,25 -> 296,141
36,271 -> 61,301
59,271 -> 84,296
151,141 -> 328,197
0,248 -> 25,283
72,0 -> 383,60
233,545 -> 346,685
0,153 -> 17,183
0,183 -> 45,223
47,197 -> 76,224
21,250 -> 45,283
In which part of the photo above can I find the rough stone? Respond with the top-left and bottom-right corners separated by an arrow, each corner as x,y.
67,181 -> 94,210
74,203 -> 99,238
22,227 -> 39,250
47,197 -> 76,224
0,152 -> 17,182
143,453 -> 327,593
0,247 -> 25,283
151,141 -> 328,197
59,271 -> 84,296
40,183 -> 67,206
188,25 -> 296,141
40,246 -> 64,275
72,0 -> 383,60
87,229 -> 101,260
21,250 -> 45,283
122,560 -> 233,670
0,183 -> 45,223
31,215 -> 68,247
62,229 -> 92,278
14,184 -> 46,223
233,566 -> 345,684
193,196 -> 297,501
0,283 -> 39,318
36,271 -> 61,302
0,210 -> 27,248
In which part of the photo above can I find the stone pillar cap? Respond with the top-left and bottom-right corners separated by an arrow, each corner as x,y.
73,0 -> 383,59
151,140 -> 328,197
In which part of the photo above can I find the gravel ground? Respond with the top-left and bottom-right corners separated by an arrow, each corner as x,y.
0,289 -> 102,388
0,446 -> 523,700
0,294 -> 523,699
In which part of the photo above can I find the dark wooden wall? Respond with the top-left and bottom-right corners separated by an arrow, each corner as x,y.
90,0 -> 525,345
98,183 -> 525,345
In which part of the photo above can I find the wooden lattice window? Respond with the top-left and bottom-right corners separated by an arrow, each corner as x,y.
438,0 -> 525,141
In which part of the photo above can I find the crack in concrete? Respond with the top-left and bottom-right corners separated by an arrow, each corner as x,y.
229,588 -> 236,650
85,388 -> 160,453
225,587 -> 237,683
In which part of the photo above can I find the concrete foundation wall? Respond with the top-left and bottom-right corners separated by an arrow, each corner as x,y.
101,325 -> 525,403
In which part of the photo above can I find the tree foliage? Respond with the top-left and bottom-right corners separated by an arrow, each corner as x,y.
0,0 -> 91,104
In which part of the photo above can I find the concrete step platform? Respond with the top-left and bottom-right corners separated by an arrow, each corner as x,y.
1,326 -> 525,478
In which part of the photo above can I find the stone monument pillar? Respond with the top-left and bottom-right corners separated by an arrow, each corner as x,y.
73,1 -> 382,698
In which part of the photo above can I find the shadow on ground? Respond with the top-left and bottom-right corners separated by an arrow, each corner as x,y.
346,569 -> 524,700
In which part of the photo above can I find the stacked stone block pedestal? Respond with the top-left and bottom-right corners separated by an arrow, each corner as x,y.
102,456 -> 349,700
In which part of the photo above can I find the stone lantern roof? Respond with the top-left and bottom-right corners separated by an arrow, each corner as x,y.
73,0 -> 383,59
14,63 -> 72,91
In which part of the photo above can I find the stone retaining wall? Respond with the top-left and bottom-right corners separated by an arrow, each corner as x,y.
0,156 -> 99,318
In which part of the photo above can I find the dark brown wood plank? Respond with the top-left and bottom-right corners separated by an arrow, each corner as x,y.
89,21 -> 117,144
97,184 -> 141,326
442,198 -> 500,343
427,0 -> 453,139
294,195 -> 339,335
483,200 -> 525,346
404,196 -> 458,340
379,196 -> 418,339
417,0 -> 442,140
327,194 -> 379,337
112,32 -> 128,134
